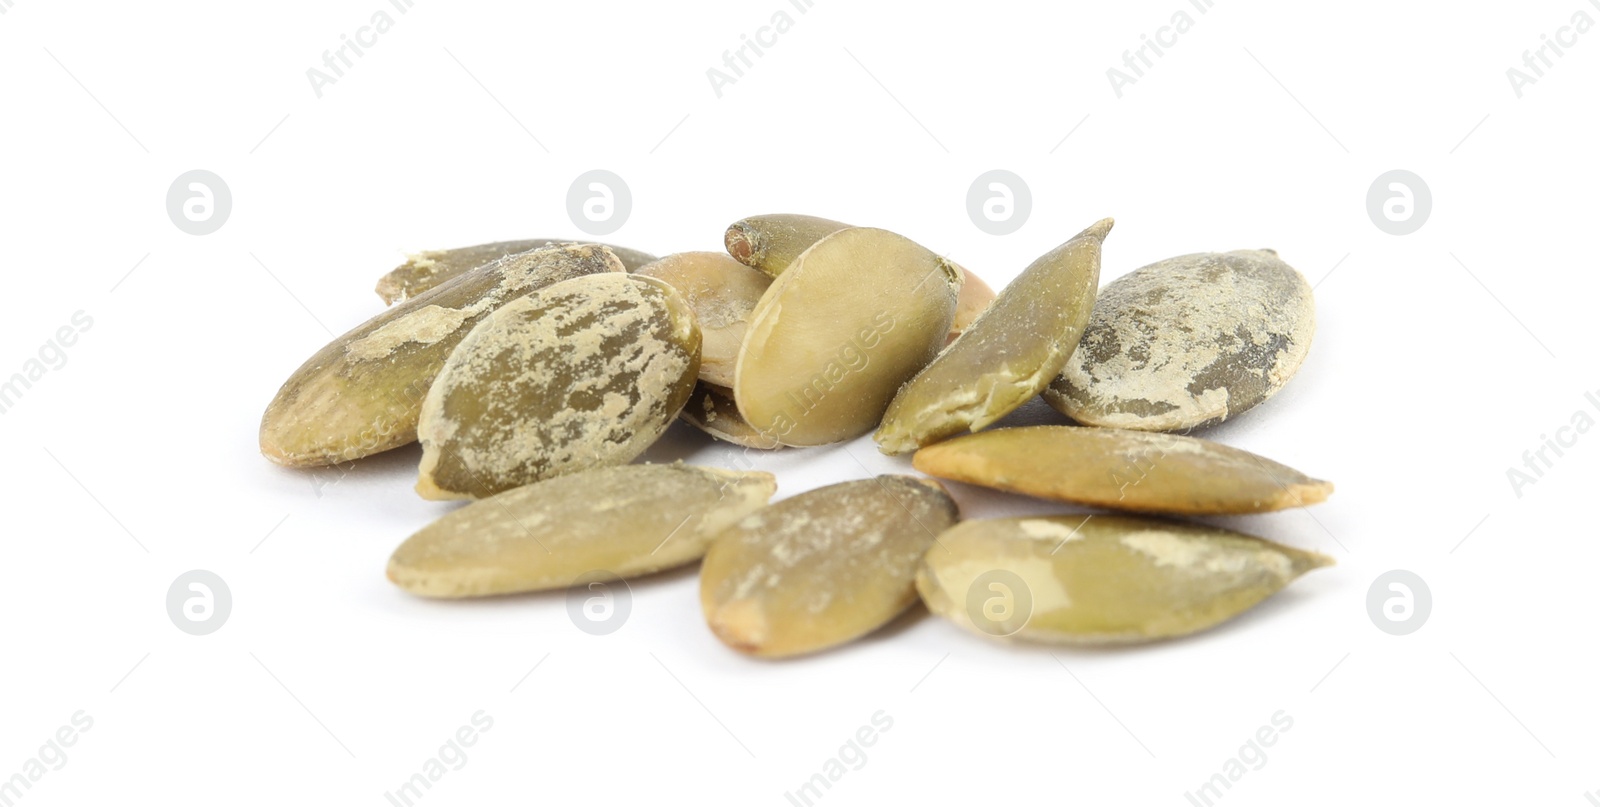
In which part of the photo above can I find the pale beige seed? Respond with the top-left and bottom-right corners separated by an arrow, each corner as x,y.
700,476 -> 959,658
679,383 -> 782,450
1045,249 -> 1315,431
388,464 -> 776,598
916,515 -> 1332,645
734,227 -> 961,447
724,214 -> 851,277
913,425 -> 1332,515
416,273 -> 700,500
876,218 -> 1112,454
636,252 -> 773,387
260,244 -> 623,467
376,238 -> 658,305
949,268 -> 996,345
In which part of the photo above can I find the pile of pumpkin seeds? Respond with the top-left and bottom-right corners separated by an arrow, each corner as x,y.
260,214 -> 1332,657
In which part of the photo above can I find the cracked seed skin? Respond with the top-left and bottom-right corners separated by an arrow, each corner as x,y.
416,273 -> 700,500
917,515 -> 1332,644
912,425 -> 1332,515
700,475 -> 959,658
875,218 -> 1111,454
1046,249 -> 1315,432
733,227 -> 961,447
388,464 -> 776,597
260,244 -> 623,467
376,238 -> 657,305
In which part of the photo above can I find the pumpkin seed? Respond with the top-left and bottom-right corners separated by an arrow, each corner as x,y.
376,238 -> 658,305
949,267 -> 996,345
876,218 -> 1112,454
1045,249 -> 1315,432
734,227 -> 961,446
260,244 -> 623,467
636,252 -> 772,388
700,475 -> 959,658
388,464 -> 776,598
916,514 -> 1332,644
912,425 -> 1332,515
724,214 -> 851,277
680,382 -> 782,450
415,273 -> 700,500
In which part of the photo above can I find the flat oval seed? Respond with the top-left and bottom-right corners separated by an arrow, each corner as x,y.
416,273 -> 701,500
876,219 -> 1112,454
913,425 -> 1332,515
734,227 -> 961,446
376,238 -> 657,305
680,383 -> 782,450
636,252 -> 772,387
389,464 -> 776,597
700,476 -> 959,658
724,213 -> 851,277
1045,249 -> 1315,432
260,244 -> 623,467
916,515 -> 1332,644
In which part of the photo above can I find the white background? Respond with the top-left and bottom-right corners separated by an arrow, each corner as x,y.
2,1 -> 1597,804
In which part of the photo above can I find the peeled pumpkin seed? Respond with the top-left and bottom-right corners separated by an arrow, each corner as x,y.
1045,249 -> 1315,432
876,218 -> 1112,454
949,267 -> 996,345
260,244 -> 622,467
700,475 -> 959,658
388,463 -> 776,597
376,238 -> 658,305
734,227 -> 961,446
916,514 -> 1332,644
913,425 -> 1332,515
724,214 -> 851,277
680,383 -> 782,450
415,273 -> 700,500
636,252 -> 772,388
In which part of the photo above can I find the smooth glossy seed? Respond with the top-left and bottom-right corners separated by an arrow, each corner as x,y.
636,252 -> 772,388
679,383 -> 782,450
916,514 -> 1332,644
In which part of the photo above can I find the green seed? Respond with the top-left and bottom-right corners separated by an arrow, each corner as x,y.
680,383 -> 782,450
1045,249 -> 1315,432
723,214 -> 851,278
416,273 -> 700,500
876,219 -> 1112,454
636,252 -> 772,388
916,514 -> 1332,644
376,238 -> 657,305
912,425 -> 1332,515
700,476 -> 959,658
260,244 -> 623,467
734,227 -> 961,446
388,464 -> 776,598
